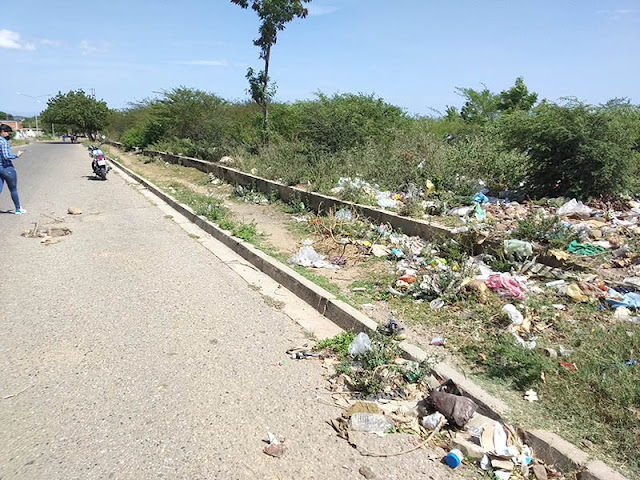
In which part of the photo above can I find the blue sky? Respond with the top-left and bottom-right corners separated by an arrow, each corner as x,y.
2,0 -> 639,117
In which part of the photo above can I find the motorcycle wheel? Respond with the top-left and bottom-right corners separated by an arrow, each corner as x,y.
98,166 -> 108,180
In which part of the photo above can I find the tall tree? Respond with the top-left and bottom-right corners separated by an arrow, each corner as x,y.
497,77 -> 538,113
455,84 -> 500,124
231,0 -> 311,143
41,90 -> 109,140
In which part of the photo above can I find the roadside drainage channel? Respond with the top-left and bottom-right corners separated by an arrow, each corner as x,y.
107,142 -> 586,273
106,142 -> 454,241
107,154 -> 629,480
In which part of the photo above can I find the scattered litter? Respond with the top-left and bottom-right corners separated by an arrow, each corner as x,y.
335,208 -> 353,221
566,240 -> 605,255
264,432 -> 286,457
429,298 -> 445,310
430,336 -> 445,346
486,273 -> 526,298
426,390 -> 478,428
421,411 -> 445,429
502,304 -> 524,325
504,239 -> 533,258
558,346 -> 573,357
524,390 -> 539,402
348,332 -> 372,356
606,292 -> 640,310
288,245 -> 339,269
445,448 -> 464,468
349,413 -> 394,433
566,284 -> 589,302
557,198 -> 592,217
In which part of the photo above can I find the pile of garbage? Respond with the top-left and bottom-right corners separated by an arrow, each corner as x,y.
232,184 -> 270,204
290,331 -> 558,479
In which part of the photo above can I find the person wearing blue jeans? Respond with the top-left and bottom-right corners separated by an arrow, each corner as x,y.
0,124 -> 26,214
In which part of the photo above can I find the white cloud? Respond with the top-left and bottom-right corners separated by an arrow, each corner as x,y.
307,4 -> 338,16
40,39 -> 63,47
0,29 -> 35,50
597,8 -> 635,20
80,40 -> 110,55
173,60 -> 229,67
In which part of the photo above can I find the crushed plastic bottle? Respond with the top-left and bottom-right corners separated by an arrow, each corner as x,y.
349,413 -> 395,433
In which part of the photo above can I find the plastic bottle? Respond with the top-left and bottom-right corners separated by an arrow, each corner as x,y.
349,413 -> 394,433
445,448 -> 464,468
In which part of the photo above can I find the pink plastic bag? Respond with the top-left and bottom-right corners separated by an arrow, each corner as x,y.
485,273 -> 525,298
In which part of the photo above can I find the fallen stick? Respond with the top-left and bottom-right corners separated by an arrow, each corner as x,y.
3,385 -> 33,400
357,417 -> 446,458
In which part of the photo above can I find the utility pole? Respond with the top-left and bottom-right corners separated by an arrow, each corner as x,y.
16,92 -> 52,138
52,123 -> 55,138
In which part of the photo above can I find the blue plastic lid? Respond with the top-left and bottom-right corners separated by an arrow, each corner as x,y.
445,451 -> 461,468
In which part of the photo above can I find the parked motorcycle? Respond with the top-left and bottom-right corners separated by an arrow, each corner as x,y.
86,138 -> 110,180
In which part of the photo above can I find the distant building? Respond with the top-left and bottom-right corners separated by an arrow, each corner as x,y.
0,120 -> 22,130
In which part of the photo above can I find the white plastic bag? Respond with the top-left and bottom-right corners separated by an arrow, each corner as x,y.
502,304 -> 524,325
348,332 -> 372,356
288,246 -> 339,269
376,192 -> 397,209
421,411 -> 445,429
557,198 -> 592,216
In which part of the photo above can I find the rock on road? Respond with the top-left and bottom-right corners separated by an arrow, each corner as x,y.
0,142 -> 466,479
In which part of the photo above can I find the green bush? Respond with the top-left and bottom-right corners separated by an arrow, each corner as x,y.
121,119 -> 164,150
496,100 -> 640,198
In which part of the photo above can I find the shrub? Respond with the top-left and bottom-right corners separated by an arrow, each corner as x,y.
496,100 -> 640,198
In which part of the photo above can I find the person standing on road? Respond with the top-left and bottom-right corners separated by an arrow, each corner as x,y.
0,124 -> 26,214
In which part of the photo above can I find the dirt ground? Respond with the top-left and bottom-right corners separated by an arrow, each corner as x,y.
104,146 -> 487,376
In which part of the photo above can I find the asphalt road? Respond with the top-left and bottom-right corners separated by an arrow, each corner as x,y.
0,142 -> 465,479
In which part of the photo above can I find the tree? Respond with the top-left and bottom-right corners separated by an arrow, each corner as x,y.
497,77 -> 538,113
496,100 -> 640,198
231,0 -> 311,143
0,111 -> 15,120
455,84 -> 500,124
41,90 -> 109,140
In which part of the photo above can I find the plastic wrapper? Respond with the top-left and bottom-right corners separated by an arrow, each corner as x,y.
348,332 -> 372,356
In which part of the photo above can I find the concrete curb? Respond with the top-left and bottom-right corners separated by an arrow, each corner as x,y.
106,142 -> 455,241
107,156 -> 629,480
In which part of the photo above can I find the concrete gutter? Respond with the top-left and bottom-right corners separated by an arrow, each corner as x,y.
106,142 -> 455,241
107,155 -> 629,480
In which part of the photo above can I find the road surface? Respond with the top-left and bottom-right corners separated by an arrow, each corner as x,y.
0,142 -> 467,479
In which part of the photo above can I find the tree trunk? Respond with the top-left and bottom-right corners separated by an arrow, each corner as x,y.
262,42 -> 271,145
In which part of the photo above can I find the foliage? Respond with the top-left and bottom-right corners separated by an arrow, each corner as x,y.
40,90 -> 109,139
496,76 -> 538,113
232,221 -> 259,242
0,111 -> 15,120
512,212 -> 579,249
496,99 -> 640,198
276,92 -> 410,153
231,0 -> 311,141
315,330 -> 356,355
121,119 -> 164,150
167,184 -> 230,223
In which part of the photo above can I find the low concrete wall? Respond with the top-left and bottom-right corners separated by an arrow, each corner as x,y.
107,142 -> 454,241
